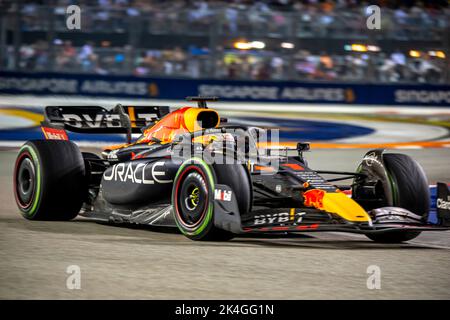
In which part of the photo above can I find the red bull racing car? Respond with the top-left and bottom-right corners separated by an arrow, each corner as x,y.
13,97 -> 450,242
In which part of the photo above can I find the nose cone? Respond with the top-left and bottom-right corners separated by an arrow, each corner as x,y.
304,189 -> 371,222
322,192 -> 371,222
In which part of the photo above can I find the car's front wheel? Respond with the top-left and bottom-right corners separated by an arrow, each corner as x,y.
365,153 -> 429,243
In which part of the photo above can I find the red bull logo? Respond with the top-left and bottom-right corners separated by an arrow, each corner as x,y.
303,189 -> 371,222
303,189 -> 325,210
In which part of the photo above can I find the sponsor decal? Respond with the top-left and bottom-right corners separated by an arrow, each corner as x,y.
103,161 -> 172,184
63,113 -> 118,128
437,197 -> 450,210
395,89 -> 450,104
303,189 -> 325,209
41,126 -> 68,140
80,80 -> 149,96
295,171 -> 335,190
243,223 -> 319,232
199,85 -> 278,100
280,87 -> 346,101
62,112 -> 157,128
253,211 -> 306,225
214,189 -> 232,201
198,84 -> 348,102
0,76 -> 150,96
0,77 -> 78,93
1,72 -> 448,106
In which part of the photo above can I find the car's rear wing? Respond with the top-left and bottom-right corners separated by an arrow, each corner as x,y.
41,104 -> 170,143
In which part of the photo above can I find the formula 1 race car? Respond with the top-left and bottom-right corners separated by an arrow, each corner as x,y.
13,97 -> 450,242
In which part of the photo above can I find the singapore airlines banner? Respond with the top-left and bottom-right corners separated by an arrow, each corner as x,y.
0,71 -> 449,106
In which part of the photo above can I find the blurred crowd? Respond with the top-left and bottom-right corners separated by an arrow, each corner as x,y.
16,0 -> 449,38
8,40 -> 446,84
291,50 -> 445,83
2,0 -> 449,83
209,49 -> 446,83
7,41 -> 208,78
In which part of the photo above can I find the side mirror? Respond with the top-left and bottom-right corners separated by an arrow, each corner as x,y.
297,142 -> 310,152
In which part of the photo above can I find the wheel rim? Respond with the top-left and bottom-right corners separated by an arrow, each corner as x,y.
176,169 -> 209,228
15,155 -> 36,208
185,186 -> 200,211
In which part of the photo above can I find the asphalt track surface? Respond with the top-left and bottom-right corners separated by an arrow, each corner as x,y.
0,148 -> 449,299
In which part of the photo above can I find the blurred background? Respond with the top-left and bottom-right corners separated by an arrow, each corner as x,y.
0,0 -> 449,148
0,0 -> 448,83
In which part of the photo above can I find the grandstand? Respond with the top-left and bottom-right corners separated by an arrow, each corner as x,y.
0,0 -> 448,84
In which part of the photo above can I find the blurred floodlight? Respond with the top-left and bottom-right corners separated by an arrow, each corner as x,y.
351,44 -> 368,52
234,41 -> 252,50
250,41 -> 266,49
429,50 -> 446,59
281,42 -> 295,49
345,44 -> 379,52
409,50 -> 421,58
234,41 -> 265,50
436,51 -> 446,58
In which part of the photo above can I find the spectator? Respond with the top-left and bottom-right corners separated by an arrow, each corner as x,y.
224,5 -> 239,34
56,41 -> 76,69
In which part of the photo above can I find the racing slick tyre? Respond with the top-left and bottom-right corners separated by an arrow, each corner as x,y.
14,140 -> 86,220
366,153 -> 429,243
172,158 -> 251,241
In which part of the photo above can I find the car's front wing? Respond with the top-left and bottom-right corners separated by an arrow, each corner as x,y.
213,184 -> 450,235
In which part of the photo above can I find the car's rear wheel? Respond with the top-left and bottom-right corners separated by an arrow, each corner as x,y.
365,153 -> 429,243
14,140 -> 86,220
172,158 -> 251,240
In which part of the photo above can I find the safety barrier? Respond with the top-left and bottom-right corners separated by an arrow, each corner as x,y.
0,71 -> 449,106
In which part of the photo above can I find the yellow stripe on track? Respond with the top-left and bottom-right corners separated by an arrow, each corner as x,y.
0,109 -> 44,125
